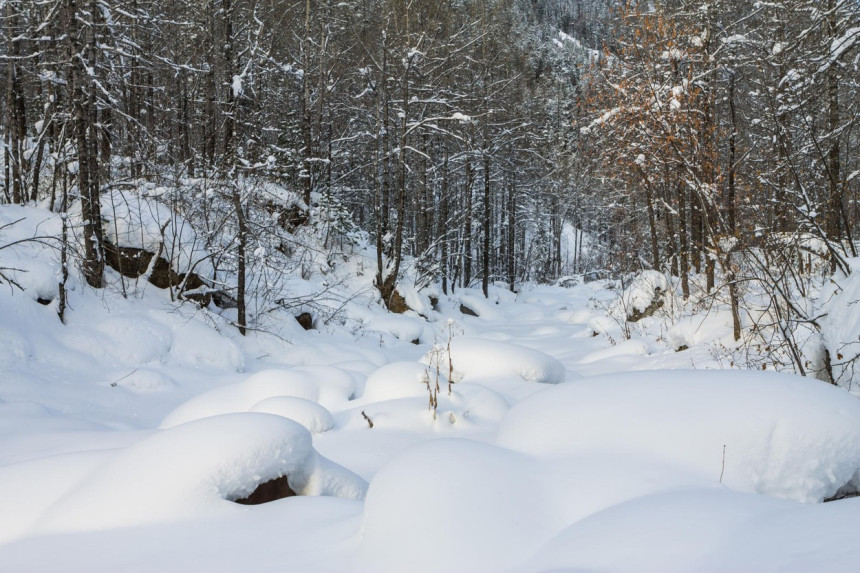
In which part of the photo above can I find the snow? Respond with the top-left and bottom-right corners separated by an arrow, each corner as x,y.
3,204 -> 860,572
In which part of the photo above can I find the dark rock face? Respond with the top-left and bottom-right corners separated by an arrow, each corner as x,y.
103,239 -> 210,305
232,475 -> 297,505
386,289 -> 410,314
459,303 -> 478,317
296,312 -> 314,330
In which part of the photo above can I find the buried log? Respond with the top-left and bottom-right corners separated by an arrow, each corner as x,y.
232,475 -> 297,505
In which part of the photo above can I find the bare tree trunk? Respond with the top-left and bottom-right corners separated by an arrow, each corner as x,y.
66,0 -> 105,288
301,0 -> 313,208
508,167 -> 516,291
463,154 -> 473,288
482,153 -> 491,297
677,181 -> 689,299
440,147 -> 450,294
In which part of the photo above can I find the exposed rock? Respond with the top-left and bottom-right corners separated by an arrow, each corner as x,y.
103,239 -> 210,306
212,290 -> 239,309
296,312 -> 314,330
386,289 -> 410,314
232,475 -> 297,505
460,303 -> 479,317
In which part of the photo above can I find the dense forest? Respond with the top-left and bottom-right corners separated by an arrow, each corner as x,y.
1,0 -> 859,377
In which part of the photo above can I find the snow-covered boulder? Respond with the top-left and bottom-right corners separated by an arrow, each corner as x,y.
611,270 -> 670,322
497,369 -> 860,503
36,413 -> 367,535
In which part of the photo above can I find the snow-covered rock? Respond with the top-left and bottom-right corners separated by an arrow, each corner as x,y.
36,413 -> 367,535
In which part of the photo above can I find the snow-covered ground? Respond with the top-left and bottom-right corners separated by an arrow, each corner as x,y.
2,205 -> 860,572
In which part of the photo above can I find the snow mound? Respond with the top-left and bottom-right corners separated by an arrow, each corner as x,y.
159,369 -> 320,428
249,396 -> 334,434
610,270 -> 670,320
497,369 -> 860,503
361,361 -> 445,402
420,337 -> 565,384
36,413 -> 366,534
358,439 -> 556,572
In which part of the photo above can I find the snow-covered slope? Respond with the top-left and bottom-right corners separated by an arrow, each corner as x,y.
2,204 -> 860,572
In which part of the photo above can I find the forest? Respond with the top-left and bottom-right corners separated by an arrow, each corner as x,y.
3,0 -> 860,381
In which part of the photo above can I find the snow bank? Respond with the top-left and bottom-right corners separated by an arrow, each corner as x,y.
497,369 -> 860,503
420,337 -> 565,384
36,413 -> 366,535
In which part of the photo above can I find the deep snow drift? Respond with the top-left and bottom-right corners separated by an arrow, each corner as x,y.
2,205 -> 860,573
